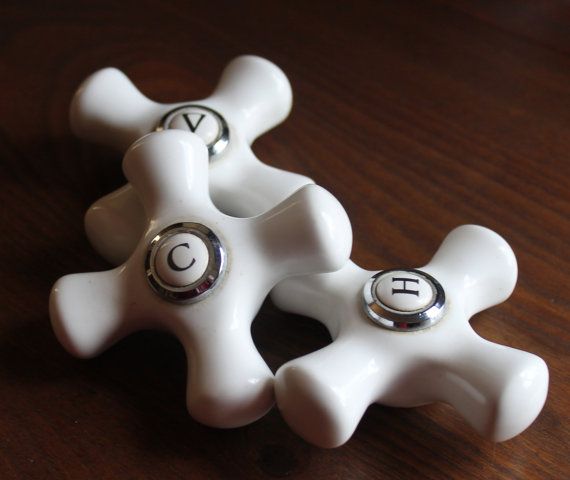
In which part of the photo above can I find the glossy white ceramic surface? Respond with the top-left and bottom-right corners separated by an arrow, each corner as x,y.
72,55 -> 313,264
271,225 -> 549,448
50,130 -> 352,429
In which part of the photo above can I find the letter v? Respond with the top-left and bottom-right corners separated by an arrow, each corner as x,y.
182,113 -> 206,132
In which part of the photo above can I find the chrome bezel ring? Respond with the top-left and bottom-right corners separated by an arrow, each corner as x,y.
363,268 -> 445,331
145,222 -> 226,304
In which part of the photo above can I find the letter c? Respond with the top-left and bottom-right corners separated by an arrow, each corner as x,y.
167,243 -> 196,271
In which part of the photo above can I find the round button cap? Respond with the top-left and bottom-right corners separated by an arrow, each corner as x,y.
154,233 -> 209,287
157,105 -> 230,158
145,222 -> 226,304
375,270 -> 434,312
362,269 -> 445,332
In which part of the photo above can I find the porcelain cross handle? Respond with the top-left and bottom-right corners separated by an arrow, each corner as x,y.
72,55 -> 313,264
271,225 -> 549,447
50,130 -> 352,429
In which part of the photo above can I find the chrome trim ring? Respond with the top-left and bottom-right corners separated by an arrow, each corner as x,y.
145,222 -> 226,304
156,104 -> 230,159
363,268 -> 445,331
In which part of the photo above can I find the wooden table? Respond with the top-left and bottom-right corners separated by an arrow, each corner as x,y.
1,1 -> 568,478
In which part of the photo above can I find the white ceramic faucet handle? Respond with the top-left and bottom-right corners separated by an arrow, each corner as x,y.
70,67 -> 162,151
206,55 -> 292,143
254,184 -> 352,278
123,130 -> 211,220
272,226 -> 548,447
423,225 -> 518,317
51,129 -> 351,429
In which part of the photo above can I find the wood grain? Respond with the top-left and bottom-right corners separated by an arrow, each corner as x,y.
0,1 -> 568,478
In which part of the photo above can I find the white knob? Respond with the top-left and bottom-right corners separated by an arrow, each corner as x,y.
50,130 -> 352,429
271,226 -> 548,447
72,56 -> 313,265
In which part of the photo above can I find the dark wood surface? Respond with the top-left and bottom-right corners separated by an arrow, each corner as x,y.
0,1 -> 568,478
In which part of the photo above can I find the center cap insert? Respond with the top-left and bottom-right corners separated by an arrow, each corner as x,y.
146,222 -> 226,303
363,268 -> 445,331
